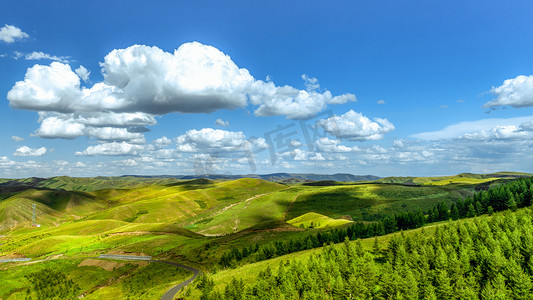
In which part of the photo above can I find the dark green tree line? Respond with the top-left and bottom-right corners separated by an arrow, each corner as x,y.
198,207 -> 533,299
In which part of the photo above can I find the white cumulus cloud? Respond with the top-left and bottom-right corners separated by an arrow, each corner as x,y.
153,136 -> 173,149
175,128 -> 247,152
34,116 -> 85,139
0,25 -> 28,43
251,81 -> 356,119
485,75 -> 533,108
315,137 -> 358,152
7,41 -> 361,150
85,127 -> 145,144
316,110 -> 394,141
75,142 -> 145,156
8,42 -> 355,121
13,146 -> 47,157
33,115 -> 146,143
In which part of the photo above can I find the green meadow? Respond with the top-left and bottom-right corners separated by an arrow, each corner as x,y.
0,172 -> 530,299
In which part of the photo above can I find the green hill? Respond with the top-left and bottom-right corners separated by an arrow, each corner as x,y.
287,212 -> 352,228
0,197 -> 64,231
1,173 -> 532,299
376,171 -> 531,186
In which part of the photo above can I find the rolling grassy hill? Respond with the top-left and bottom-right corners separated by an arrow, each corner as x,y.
184,181 -> 477,236
376,171 -> 531,185
1,173 -> 531,299
0,197 -> 64,231
287,212 -> 352,229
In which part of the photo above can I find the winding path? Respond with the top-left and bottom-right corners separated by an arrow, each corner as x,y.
155,260 -> 201,300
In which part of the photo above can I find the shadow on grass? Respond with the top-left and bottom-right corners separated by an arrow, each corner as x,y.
164,178 -> 216,190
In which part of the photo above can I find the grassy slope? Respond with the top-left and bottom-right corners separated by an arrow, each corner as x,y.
0,197 -> 65,231
377,171 -> 531,185
167,180 -> 479,235
0,176 -> 185,192
0,258 -> 192,300
1,174 -> 529,299
86,178 -> 285,225
287,212 -> 352,229
186,186 -> 298,235
286,183 -> 469,221
0,178 -> 288,266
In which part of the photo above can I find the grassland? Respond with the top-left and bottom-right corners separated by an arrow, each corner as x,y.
0,258 -> 192,300
377,171 -> 531,185
0,173 -> 528,299
287,212 -> 352,229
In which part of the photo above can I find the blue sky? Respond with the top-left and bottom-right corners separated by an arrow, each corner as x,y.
1,0 -> 533,178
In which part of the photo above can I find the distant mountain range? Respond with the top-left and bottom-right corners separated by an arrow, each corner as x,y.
122,173 -> 381,182
1,172 -> 531,192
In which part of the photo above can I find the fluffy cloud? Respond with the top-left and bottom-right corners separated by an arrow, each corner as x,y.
315,137 -> 358,152
485,75 -> 533,108
460,125 -> 529,141
70,112 -> 156,127
7,42 -> 364,159
393,140 -> 405,148
251,81 -> 356,119
75,142 -> 144,156
0,25 -> 28,43
215,118 -> 230,127
6,42 -> 359,150
85,127 -> 145,144
75,65 -> 90,82
153,136 -> 173,149
34,116 -> 85,139
174,128 -> 268,154
111,159 -> 138,167
316,110 -> 394,141
33,115 -> 146,143
7,62 -> 84,112
24,51 -> 70,63
100,43 -> 253,114
8,42 -> 355,121
175,128 -> 247,152
30,111 -> 155,141
13,146 -> 47,157
295,149 -> 324,161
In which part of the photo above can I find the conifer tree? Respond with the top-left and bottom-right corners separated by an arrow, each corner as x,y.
507,193 -> 517,211
480,274 -> 509,300
466,204 -> 477,218
372,237 -> 380,256
450,203 -> 460,220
